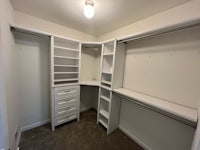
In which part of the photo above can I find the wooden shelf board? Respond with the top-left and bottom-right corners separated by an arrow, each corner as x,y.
99,119 -> 108,129
54,64 -> 79,67
100,109 -> 109,119
100,96 -> 110,103
54,72 -> 78,74
80,80 -> 100,86
102,71 -> 112,75
54,78 -> 79,82
103,53 -> 114,56
54,55 -> 79,60
101,80 -> 111,85
101,85 -> 111,91
113,88 -> 198,124
54,45 -> 79,52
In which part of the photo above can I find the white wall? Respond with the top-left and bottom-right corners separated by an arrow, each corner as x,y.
0,26 -> 9,150
14,11 -> 96,42
80,47 -> 101,81
0,0 -> 20,149
123,26 -> 200,109
97,0 -> 200,41
14,33 -> 50,131
119,99 -> 195,150
80,47 -> 101,111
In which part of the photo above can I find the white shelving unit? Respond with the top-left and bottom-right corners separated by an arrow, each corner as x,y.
97,40 -> 121,134
50,36 -> 81,131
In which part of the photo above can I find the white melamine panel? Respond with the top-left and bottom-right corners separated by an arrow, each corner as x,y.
80,47 -> 101,82
123,26 -> 200,109
119,99 -> 195,150
15,33 -> 50,129
80,86 -> 99,112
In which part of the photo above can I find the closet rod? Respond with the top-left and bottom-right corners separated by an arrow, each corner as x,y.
113,92 -> 197,128
117,20 -> 200,43
10,27 -> 50,39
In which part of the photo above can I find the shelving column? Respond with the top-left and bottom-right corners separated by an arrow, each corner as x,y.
97,40 -> 118,134
50,36 -> 81,131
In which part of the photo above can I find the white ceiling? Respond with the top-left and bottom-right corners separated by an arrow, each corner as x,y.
11,0 -> 190,36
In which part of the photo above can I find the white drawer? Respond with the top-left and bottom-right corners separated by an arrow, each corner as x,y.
55,96 -> 77,108
55,85 -> 79,99
55,105 -> 77,117
55,111 -> 77,126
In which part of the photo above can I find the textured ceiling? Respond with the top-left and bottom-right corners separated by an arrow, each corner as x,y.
11,0 -> 191,36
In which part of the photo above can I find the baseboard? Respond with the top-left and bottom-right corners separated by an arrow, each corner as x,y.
16,129 -> 21,149
21,119 -> 50,132
119,125 -> 151,150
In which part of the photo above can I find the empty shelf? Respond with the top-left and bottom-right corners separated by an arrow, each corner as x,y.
54,56 -> 79,60
101,85 -> 111,91
103,53 -> 114,56
102,71 -> 112,75
54,64 -> 79,67
99,119 -> 108,129
101,95 -> 110,103
54,45 -> 79,52
54,72 -> 78,74
54,78 -> 79,82
80,80 -> 100,86
101,80 -> 111,85
99,109 -> 109,119
113,88 -> 197,126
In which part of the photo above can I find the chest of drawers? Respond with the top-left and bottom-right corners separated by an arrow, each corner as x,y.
51,85 -> 80,130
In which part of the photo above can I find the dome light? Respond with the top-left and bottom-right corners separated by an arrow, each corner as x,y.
84,0 -> 94,19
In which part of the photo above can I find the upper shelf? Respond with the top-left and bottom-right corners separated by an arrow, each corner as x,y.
54,46 -> 79,52
113,88 -> 197,126
80,80 -> 100,86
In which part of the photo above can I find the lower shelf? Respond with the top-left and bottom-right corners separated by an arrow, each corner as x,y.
98,114 -> 108,129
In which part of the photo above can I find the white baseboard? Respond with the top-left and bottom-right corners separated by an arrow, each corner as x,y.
21,119 -> 50,132
119,124 -> 151,150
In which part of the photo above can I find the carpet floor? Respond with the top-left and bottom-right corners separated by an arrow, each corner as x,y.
19,109 -> 144,150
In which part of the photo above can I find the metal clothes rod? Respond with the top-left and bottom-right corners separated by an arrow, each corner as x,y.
117,20 -> 200,43
113,92 -> 197,128
10,26 -> 50,39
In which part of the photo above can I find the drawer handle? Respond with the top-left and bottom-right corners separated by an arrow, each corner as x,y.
58,90 -> 76,95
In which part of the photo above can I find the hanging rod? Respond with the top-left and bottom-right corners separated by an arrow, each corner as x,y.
113,92 -> 197,128
10,25 -> 51,39
117,19 -> 200,43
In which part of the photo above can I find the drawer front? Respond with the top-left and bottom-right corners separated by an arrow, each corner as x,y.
55,104 -> 77,117
55,85 -> 79,99
55,111 -> 77,126
55,96 -> 78,108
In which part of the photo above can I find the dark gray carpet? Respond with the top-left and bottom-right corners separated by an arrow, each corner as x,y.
19,109 -> 144,150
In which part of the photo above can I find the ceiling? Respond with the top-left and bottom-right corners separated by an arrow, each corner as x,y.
11,0 -> 190,36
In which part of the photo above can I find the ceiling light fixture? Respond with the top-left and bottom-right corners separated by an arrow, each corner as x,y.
84,0 -> 94,19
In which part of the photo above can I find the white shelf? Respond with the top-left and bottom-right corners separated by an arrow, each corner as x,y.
113,88 -> 198,124
103,53 -> 114,56
80,80 -> 100,86
100,95 -> 110,103
101,80 -> 111,85
54,78 -> 79,82
54,64 -> 79,67
99,118 -> 108,129
54,72 -> 78,74
102,71 -> 112,75
101,85 -> 111,91
54,45 -> 79,52
100,109 -> 109,119
54,56 -> 79,60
